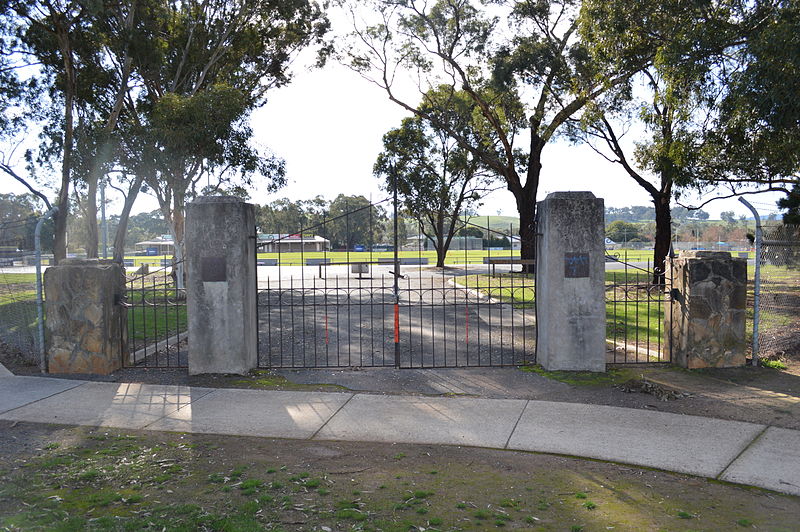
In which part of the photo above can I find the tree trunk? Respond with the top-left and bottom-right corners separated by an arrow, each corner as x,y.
435,215 -> 445,267
171,191 -> 186,290
652,194 -> 672,285
514,133 -> 544,274
112,175 -> 145,264
85,178 -> 99,258
52,22 -> 76,264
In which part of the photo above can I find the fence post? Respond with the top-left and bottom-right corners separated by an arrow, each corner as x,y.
665,251 -> 747,368
738,197 -> 761,367
44,259 -> 127,374
535,191 -> 606,372
35,206 -> 57,373
185,196 -> 257,375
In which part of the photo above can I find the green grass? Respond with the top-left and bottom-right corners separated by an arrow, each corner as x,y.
125,281 -> 187,350
455,269 -> 666,349
3,427 -> 797,532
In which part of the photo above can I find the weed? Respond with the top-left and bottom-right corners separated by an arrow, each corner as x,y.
239,478 -> 263,495
583,501 -> 597,510
677,511 -> 694,519
230,466 -> 246,480
393,453 -> 406,460
317,488 -> 330,496
258,495 -> 273,504
571,526 -> 584,532
412,490 -> 433,499
575,492 -> 587,499
270,481 -> 284,490
353,490 -> 361,496
77,469 -> 100,482
737,518 -> 753,527
43,442 -> 60,450
456,502 -> 467,509
474,509 -> 490,520
303,478 -> 321,488
266,468 -> 276,474
207,473 -> 224,484
761,359 -> 787,370
429,470 -> 438,475
336,508 -> 367,521
499,498 -> 518,508
525,516 -> 538,524
537,500 -> 550,511
336,500 -> 358,510
298,472 -> 310,479
416,507 -> 428,515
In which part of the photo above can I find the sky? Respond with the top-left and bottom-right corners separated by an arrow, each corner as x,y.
1,15 -> 787,223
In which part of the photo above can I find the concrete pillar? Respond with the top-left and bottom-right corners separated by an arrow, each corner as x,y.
665,251 -> 747,368
44,259 -> 127,374
186,197 -> 257,375
535,192 -> 606,372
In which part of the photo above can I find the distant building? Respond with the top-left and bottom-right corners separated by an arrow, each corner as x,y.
257,233 -> 330,253
407,235 -> 484,251
134,238 -> 174,256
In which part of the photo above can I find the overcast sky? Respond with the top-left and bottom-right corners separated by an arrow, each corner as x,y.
2,17 -> 787,222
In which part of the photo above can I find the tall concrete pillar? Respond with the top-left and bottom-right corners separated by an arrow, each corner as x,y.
535,192 -> 606,372
44,259 -> 127,375
186,196 -> 257,375
665,251 -> 747,368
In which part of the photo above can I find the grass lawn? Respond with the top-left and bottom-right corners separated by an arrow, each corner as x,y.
125,279 -> 187,351
1,425 -> 797,531
455,270 -> 666,348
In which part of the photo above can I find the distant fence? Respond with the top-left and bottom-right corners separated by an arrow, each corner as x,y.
757,224 -> 800,362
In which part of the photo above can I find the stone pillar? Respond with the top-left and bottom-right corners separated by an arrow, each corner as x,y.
186,196 -> 257,375
44,259 -> 127,374
535,192 -> 606,372
665,251 -> 747,368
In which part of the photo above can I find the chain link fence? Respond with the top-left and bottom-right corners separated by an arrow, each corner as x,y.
0,226 -> 44,368
757,223 -> 800,364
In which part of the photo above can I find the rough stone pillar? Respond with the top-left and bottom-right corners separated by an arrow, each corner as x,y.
186,196 -> 257,375
44,259 -> 127,374
665,251 -> 747,368
535,192 -> 606,372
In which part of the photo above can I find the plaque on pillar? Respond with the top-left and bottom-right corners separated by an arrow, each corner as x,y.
535,192 -> 606,372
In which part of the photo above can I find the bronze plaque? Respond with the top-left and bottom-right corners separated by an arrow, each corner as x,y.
564,252 -> 589,278
201,256 -> 227,282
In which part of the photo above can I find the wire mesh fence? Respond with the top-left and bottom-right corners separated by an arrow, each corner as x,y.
757,223 -> 800,364
0,226 -> 44,367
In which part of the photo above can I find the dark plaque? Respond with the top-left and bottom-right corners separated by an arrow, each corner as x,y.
564,252 -> 590,278
201,256 -> 227,282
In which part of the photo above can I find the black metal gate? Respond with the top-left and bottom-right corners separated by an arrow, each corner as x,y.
256,202 -> 537,369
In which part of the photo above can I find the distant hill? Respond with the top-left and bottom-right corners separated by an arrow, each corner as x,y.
465,215 -> 519,234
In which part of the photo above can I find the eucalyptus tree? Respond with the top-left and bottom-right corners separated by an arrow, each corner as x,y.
575,0 -> 760,283
341,0 -> 641,269
374,90 -> 500,267
120,0 -> 328,285
0,0 -> 144,261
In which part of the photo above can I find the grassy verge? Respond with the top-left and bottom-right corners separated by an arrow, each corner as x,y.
1,425 -> 797,531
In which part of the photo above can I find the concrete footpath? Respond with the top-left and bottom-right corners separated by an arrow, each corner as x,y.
1,374 -> 799,497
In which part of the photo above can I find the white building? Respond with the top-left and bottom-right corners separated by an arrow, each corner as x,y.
257,233 -> 330,253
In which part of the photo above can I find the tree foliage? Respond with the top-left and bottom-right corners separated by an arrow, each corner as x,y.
342,0 -> 638,269
374,89 -> 499,266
